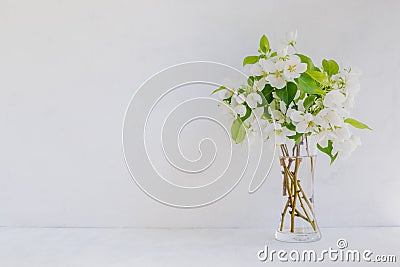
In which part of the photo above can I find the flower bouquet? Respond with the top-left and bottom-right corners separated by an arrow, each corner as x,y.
212,31 -> 371,242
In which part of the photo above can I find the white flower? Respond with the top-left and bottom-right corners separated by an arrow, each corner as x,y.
246,119 -> 268,141
252,106 -> 265,118
259,121 -> 274,140
332,134 -> 361,159
315,108 -> 343,128
315,130 -> 332,147
231,94 -> 247,117
264,60 -> 287,89
343,74 -> 360,111
259,58 -> 274,72
331,73 -> 346,90
234,105 -> 246,117
246,93 -> 262,108
290,111 -> 318,133
332,125 -> 352,141
245,107 -> 265,130
285,106 -> 297,123
264,123 -> 295,144
217,88 -> 234,100
232,93 -> 245,105
323,90 -> 346,109
254,78 -> 267,91
283,55 -> 307,80
249,62 -> 264,76
286,30 -> 298,46
345,75 -> 360,96
316,124 -> 361,159
269,100 -> 287,123
274,124 -> 294,144
343,93 -> 356,111
277,46 -> 289,59
332,70 -> 360,95
330,70 -> 360,112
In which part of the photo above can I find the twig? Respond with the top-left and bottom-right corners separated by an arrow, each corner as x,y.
280,199 -> 290,231
278,141 -> 317,234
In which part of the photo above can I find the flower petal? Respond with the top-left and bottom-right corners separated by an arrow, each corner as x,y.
290,111 -> 303,122
296,121 -> 308,133
296,63 -> 307,74
254,78 -> 267,91
234,104 -> 247,117
250,63 -> 263,76
260,59 -> 275,73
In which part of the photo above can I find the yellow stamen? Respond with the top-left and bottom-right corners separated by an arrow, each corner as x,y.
288,65 -> 296,72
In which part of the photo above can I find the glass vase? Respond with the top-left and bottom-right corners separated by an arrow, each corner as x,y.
275,143 -> 321,242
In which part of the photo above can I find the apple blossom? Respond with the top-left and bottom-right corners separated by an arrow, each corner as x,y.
264,123 -> 295,144
212,31 -> 370,163
290,111 -> 318,133
231,94 -> 247,117
246,93 -> 262,108
217,88 -> 234,100
315,108 -> 343,128
323,90 -> 346,109
249,62 -> 264,76
254,78 -> 267,91
264,60 -> 286,89
283,55 -> 307,80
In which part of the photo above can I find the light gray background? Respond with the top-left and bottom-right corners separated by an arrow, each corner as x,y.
1,0 -> 399,228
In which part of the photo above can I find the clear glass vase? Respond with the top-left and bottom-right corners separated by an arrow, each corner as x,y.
275,143 -> 321,242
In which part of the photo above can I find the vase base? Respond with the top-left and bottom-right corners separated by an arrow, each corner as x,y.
275,229 -> 321,243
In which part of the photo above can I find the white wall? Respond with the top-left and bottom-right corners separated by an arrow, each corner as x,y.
1,0 -> 399,228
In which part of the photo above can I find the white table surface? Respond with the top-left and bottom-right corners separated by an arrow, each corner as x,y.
0,227 -> 398,266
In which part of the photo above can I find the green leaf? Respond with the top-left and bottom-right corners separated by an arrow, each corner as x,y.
212,86 -> 227,94
243,56 -> 259,66
261,83 -> 274,103
296,73 -> 322,95
306,70 -> 329,86
275,82 -> 297,106
231,117 -> 246,144
344,118 -> 372,130
284,122 -> 296,131
259,35 -> 270,53
298,89 -> 306,100
303,95 -> 316,110
296,53 -> 317,71
314,89 -> 326,95
211,85 -> 227,95
322,59 -> 339,77
247,76 -> 254,86
288,132 -> 303,144
317,140 -> 338,164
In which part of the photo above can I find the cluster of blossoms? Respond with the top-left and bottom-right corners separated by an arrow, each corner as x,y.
214,31 -> 370,162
